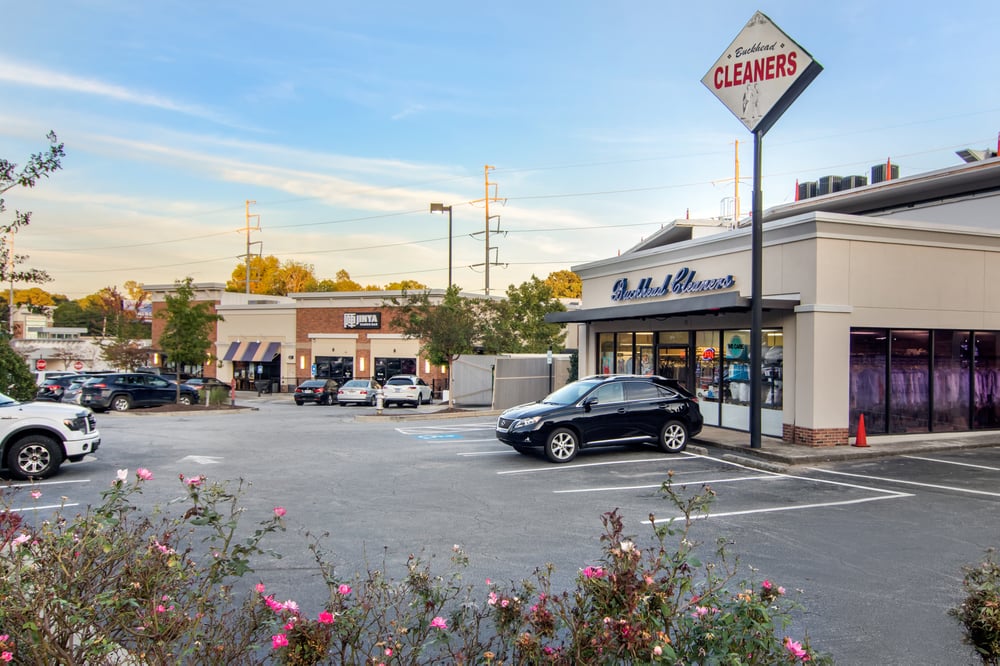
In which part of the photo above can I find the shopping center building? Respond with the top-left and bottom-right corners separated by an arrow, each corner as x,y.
548,157 -> 1000,446
145,288 -> 457,394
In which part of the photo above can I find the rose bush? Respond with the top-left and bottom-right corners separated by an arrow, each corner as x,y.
951,548 -> 1000,665
1,470 -> 830,664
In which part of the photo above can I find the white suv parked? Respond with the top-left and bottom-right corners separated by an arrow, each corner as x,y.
382,374 -> 433,408
0,391 -> 101,479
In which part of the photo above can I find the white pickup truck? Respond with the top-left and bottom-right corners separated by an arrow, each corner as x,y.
0,392 -> 101,479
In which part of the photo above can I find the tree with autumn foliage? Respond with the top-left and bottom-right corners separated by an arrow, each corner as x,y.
0,132 -> 65,330
544,269 -> 582,298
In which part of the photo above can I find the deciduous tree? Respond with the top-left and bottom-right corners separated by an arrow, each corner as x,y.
544,269 -> 582,298
480,276 -> 567,353
388,285 -> 481,405
0,132 -> 64,328
156,277 -> 223,401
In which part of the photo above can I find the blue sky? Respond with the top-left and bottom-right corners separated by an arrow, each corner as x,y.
2,1 -> 999,299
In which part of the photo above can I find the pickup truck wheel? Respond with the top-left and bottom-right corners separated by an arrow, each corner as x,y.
7,435 -> 63,480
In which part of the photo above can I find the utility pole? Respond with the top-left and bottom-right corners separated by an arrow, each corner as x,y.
243,200 -> 261,294
713,141 -> 745,227
469,165 -> 505,295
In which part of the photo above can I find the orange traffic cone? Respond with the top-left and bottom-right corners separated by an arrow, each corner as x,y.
853,414 -> 868,447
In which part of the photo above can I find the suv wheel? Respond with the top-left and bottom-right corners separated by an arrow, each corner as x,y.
112,394 -> 132,412
178,395 -> 193,406
659,420 -> 689,453
545,428 -> 579,463
7,435 -> 62,480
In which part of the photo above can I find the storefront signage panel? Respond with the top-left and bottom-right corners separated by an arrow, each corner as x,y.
610,267 -> 735,303
344,312 -> 381,329
701,11 -> 822,135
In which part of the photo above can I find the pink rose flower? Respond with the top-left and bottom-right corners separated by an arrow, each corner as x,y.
318,611 -> 334,624
186,477 -> 202,487
272,634 -> 288,649
273,506 -> 286,517
136,468 -> 153,481
762,579 -> 772,590
255,583 -> 266,594
430,616 -> 448,630
784,637 -> 808,660
30,490 -> 42,499
338,584 -> 352,596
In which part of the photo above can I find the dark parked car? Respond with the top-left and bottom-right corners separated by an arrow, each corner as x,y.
185,377 -> 232,392
80,373 -> 200,412
35,374 -> 82,402
294,379 -> 340,406
495,374 -> 703,463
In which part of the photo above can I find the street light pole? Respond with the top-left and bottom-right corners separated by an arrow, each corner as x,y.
429,203 -> 453,288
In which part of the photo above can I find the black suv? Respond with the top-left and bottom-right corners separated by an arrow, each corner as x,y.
496,375 -> 703,463
80,373 -> 200,412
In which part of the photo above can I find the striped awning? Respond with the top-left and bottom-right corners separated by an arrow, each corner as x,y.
222,341 -> 281,363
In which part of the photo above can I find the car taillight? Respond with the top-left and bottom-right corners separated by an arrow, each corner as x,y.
91,383 -> 108,389
360,390 -> 368,395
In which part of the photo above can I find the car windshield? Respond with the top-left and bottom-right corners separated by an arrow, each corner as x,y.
0,392 -> 18,406
541,379 -> 603,405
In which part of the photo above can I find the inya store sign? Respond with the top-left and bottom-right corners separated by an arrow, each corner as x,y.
611,267 -> 735,302
701,11 -> 822,135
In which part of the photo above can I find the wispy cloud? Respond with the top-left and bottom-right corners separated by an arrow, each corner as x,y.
0,57 -> 243,127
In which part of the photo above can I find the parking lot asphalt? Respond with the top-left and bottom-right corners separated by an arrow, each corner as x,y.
238,390 -> 1000,470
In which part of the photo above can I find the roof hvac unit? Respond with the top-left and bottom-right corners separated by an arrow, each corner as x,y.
871,163 -> 899,184
818,175 -> 842,195
840,175 -> 868,190
798,181 -> 818,200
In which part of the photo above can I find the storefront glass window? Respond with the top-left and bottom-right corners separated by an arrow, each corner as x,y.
850,329 -> 887,435
695,331 -> 721,426
636,332 -> 654,375
973,332 -> 1000,429
598,333 -> 615,374
889,329 -> 929,433
616,333 -> 635,374
933,331 -> 970,431
315,356 -> 354,383
721,330 -> 751,430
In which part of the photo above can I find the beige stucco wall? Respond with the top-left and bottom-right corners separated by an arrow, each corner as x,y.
216,305 -> 296,384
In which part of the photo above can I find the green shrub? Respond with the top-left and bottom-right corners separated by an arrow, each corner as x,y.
952,549 -> 1000,665
1,470 -> 830,664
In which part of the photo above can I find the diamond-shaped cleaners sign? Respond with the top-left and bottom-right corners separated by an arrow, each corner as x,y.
702,11 -> 821,136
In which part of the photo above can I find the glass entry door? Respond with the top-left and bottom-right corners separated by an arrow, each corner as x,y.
656,346 -> 690,389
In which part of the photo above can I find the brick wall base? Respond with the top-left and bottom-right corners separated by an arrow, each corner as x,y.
783,423 -> 850,447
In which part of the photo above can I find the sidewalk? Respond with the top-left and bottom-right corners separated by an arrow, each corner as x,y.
691,424 -> 1000,469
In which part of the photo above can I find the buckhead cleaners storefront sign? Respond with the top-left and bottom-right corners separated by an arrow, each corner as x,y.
701,11 -> 822,135
611,267 -> 735,302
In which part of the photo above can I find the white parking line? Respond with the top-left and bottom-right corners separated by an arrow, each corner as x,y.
807,467 -> 1000,497
2,478 -> 91,489
396,423 -> 497,435
497,455 -> 699,475
10,502 -> 81,512
902,455 -> 1000,471
459,450 -> 516,456
555,474 -> 781,494
650,493 -> 911,524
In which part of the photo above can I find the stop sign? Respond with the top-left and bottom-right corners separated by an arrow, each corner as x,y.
35,358 -> 47,371
74,360 -> 84,371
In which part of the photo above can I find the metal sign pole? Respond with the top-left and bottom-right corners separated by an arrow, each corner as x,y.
750,129 -> 764,449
